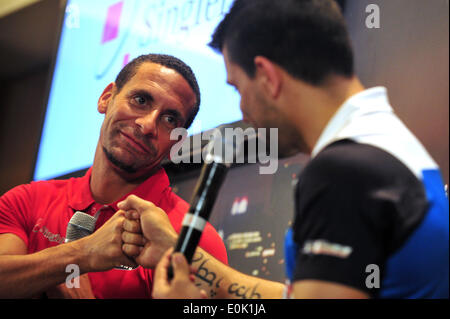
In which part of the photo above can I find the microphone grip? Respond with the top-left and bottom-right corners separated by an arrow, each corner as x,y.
167,228 -> 203,280
167,161 -> 229,281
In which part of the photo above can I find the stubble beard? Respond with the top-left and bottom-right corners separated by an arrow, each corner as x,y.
102,145 -> 139,174
277,125 -> 307,158
259,107 -> 305,158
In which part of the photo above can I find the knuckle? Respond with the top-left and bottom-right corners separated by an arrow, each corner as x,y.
131,221 -> 140,232
113,233 -> 122,244
123,219 -> 132,231
122,244 -> 136,256
114,218 -> 124,231
124,219 -> 139,232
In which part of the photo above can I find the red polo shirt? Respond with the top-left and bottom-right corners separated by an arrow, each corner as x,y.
0,167 -> 228,298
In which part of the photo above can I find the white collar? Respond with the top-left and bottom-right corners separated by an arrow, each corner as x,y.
311,87 -> 391,158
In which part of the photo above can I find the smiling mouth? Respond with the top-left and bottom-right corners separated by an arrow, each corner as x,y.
120,131 -> 152,154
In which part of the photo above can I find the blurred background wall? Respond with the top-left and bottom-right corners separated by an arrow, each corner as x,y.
345,0 -> 449,187
0,0 -> 64,195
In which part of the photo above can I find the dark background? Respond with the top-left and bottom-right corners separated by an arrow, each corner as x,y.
0,0 -> 448,282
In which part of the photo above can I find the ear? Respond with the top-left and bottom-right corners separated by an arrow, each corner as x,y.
97,82 -> 116,114
254,56 -> 282,99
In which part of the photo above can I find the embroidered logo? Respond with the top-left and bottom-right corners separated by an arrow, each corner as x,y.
302,239 -> 352,258
32,218 -> 65,244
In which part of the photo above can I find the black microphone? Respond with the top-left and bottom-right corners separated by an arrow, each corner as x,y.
168,127 -> 238,280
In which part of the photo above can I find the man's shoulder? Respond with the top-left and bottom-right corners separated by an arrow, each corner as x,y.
2,179 -> 68,198
28,178 -> 75,196
304,139 -> 420,184
160,186 -> 189,214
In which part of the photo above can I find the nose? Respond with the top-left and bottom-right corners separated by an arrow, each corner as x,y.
135,110 -> 159,136
241,111 -> 250,124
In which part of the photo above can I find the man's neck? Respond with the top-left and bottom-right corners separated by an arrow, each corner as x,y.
90,143 -> 143,204
287,76 -> 365,154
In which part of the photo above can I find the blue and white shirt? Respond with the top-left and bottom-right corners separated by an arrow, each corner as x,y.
285,87 -> 449,298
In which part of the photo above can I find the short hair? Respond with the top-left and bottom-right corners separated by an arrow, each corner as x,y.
209,0 -> 354,85
115,54 -> 200,129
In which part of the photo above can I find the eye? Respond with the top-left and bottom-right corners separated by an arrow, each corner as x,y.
133,95 -> 147,105
162,114 -> 178,128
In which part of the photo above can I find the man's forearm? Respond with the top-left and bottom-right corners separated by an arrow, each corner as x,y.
0,241 -> 87,298
191,248 -> 285,299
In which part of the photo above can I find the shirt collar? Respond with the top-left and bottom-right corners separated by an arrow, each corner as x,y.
311,86 -> 391,158
67,166 -> 171,212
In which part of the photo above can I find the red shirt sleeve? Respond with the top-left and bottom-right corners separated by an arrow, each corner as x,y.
199,222 -> 228,265
0,183 -> 35,246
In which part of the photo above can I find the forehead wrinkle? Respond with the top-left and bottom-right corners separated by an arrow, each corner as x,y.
139,64 -> 194,101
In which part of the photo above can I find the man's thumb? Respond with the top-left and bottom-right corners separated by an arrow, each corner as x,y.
118,195 -> 154,212
171,253 -> 190,279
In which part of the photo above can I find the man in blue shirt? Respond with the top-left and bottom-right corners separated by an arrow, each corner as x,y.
121,0 -> 449,298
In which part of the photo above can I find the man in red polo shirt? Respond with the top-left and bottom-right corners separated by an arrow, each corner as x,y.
0,54 -> 228,298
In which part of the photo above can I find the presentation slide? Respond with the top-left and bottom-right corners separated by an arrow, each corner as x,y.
34,0 -> 240,181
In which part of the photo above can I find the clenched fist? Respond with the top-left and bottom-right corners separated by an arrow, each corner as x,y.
119,195 -> 178,269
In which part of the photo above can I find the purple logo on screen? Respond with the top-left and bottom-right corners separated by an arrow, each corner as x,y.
95,1 -> 138,79
122,53 -> 130,67
101,1 -> 124,43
